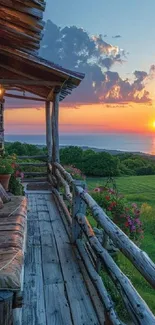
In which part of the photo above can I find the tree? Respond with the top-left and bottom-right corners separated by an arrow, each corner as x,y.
82,152 -> 120,176
60,146 -> 83,166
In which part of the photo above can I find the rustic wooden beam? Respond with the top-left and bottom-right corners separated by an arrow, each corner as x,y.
5,93 -> 45,101
76,186 -> 155,289
53,162 -> 74,185
76,240 -> 123,325
45,101 -> 52,162
23,172 -> 47,177
76,213 -> 155,325
47,88 -> 54,101
18,155 -> 47,160
52,89 -> 60,165
55,169 -> 72,203
0,80 -> 62,86
18,162 -> 46,167
72,181 -> 86,243
52,187 -> 72,226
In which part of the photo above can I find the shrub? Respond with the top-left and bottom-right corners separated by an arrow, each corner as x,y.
140,203 -> 155,235
92,186 -> 144,245
9,175 -> 24,196
64,165 -> 86,181
82,152 -> 120,177
136,165 -> 155,175
0,157 -> 14,174
60,146 -> 83,166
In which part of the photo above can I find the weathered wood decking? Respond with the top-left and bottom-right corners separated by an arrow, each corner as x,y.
22,188 -> 104,325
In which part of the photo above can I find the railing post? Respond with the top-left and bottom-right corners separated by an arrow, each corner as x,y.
72,180 -> 86,243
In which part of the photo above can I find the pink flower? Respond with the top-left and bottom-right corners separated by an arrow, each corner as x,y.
135,218 -> 141,225
94,187 -> 101,192
20,172 -> 24,179
132,203 -> 137,208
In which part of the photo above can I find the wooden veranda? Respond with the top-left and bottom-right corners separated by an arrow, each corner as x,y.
0,1 -> 155,325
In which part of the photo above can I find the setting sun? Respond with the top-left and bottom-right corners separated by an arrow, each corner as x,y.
153,121 -> 155,129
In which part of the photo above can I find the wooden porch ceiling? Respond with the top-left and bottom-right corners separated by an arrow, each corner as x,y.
0,46 -> 84,102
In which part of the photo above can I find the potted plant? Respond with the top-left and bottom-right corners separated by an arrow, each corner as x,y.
0,158 -> 14,191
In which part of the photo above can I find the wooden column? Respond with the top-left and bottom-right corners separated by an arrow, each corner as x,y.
45,101 -> 52,162
0,100 -> 4,156
52,89 -> 60,164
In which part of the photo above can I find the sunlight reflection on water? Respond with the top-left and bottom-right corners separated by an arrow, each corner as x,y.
149,137 -> 155,155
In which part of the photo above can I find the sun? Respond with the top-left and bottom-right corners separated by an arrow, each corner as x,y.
153,121 -> 155,129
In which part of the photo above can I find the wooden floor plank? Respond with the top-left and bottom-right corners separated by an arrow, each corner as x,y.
22,191 -> 101,325
44,283 -> 73,325
38,210 -> 63,285
22,196 -> 46,325
47,198 -> 100,325
27,219 -> 40,247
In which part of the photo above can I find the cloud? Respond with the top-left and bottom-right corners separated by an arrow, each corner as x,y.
38,21 -> 153,104
112,35 -> 122,38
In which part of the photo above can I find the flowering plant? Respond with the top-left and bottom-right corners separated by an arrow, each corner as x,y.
2,155 -> 24,180
11,163 -> 24,180
64,165 -> 86,181
92,186 -> 143,244
0,157 -> 14,174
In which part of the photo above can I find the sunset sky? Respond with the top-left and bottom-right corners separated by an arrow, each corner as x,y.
5,0 -> 155,135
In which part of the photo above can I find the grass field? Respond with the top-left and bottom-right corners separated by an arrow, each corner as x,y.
86,175 -> 155,318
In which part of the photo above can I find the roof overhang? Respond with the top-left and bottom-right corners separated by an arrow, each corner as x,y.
0,46 -> 85,102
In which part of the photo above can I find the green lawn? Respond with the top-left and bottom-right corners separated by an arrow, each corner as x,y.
86,175 -> 155,319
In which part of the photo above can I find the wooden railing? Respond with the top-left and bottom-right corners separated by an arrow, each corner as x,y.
17,155 -> 48,182
48,162 -> 155,325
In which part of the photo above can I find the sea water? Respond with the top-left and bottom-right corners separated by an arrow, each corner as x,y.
4,133 -> 155,155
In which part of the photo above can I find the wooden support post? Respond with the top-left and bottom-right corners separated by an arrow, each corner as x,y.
0,100 -> 4,156
51,88 -> 60,186
52,89 -> 60,164
72,181 -> 86,243
45,101 -> 52,162
0,291 -> 13,325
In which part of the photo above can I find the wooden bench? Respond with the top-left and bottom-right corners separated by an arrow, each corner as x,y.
0,196 -> 27,325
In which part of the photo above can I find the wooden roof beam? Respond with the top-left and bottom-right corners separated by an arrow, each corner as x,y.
0,80 -> 62,86
5,92 -> 45,101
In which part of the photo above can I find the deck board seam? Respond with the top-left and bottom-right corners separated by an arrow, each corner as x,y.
44,196 -> 74,325
36,194 -> 48,325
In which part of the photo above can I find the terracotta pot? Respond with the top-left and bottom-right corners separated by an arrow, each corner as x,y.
0,174 -> 11,191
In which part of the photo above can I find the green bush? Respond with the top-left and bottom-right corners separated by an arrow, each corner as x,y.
82,152 -> 120,176
136,165 -> 155,175
9,175 -> 24,196
0,157 -> 14,174
60,146 -> 83,166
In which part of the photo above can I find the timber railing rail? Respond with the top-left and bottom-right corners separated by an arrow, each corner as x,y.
48,162 -> 155,325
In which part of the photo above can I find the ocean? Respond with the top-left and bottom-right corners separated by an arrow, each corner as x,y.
4,133 -> 155,155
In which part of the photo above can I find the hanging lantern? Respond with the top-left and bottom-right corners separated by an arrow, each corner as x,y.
0,85 -> 5,102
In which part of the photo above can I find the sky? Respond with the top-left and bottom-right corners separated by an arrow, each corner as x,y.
5,0 -> 155,135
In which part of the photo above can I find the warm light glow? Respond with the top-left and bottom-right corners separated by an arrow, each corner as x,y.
4,102 -> 155,135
